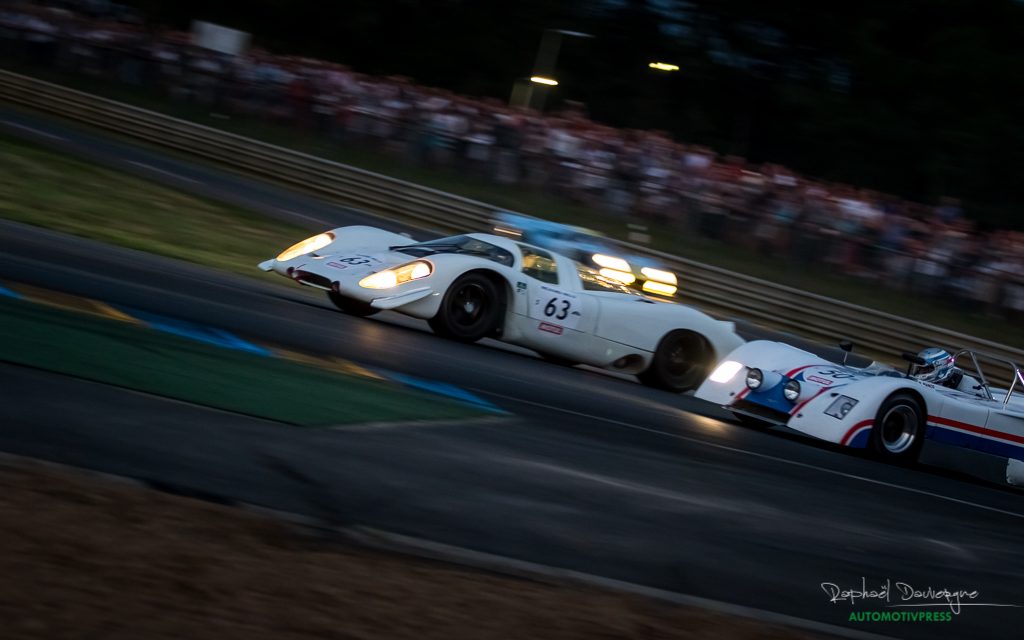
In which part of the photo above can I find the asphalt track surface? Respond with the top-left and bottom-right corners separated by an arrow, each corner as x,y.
2,109 -> 1023,639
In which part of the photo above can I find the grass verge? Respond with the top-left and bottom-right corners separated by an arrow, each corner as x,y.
0,131 -> 306,277
0,296 -> 486,425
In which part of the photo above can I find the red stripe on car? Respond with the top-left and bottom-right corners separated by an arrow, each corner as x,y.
840,419 -> 874,446
927,415 -> 1024,445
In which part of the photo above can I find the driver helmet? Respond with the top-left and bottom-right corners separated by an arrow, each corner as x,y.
914,347 -> 956,383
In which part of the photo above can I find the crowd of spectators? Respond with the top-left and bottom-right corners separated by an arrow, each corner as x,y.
2,1 -> 1022,319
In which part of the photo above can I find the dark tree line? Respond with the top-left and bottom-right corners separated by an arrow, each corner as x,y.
124,0 -> 1024,227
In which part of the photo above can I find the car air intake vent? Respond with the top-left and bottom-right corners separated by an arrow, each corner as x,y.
732,400 -> 789,425
292,270 -> 333,290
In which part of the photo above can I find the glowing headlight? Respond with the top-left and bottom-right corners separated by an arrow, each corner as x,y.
642,281 -> 678,296
358,261 -> 432,289
710,360 -> 743,383
599,268 -> 636,284
825,395 -> 858,419
640,267 -> 677,285
745,368 -> 764,390
783,379 -> 801,402
592,253 -> 631,272
276,232 -> 335,262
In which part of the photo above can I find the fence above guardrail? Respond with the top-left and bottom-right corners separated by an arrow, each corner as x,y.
1,67 -> 1021,385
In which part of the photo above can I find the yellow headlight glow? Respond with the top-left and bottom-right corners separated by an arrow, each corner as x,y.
642,280 -> 677,296
276,232 -> 335,262
709,360 -> 744,383
641,267 -> 677,284
599,268 -> 636,284
592,253 -> 631,272
358,261 -> 432,289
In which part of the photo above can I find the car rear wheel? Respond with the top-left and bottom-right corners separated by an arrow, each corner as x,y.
637,330 -> 713,393
428,273 -> 501,343
869,393 -> 925,463
327,291 -> 379,317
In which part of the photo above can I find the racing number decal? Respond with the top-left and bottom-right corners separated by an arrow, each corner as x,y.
528,285 -> 584,330
326,255 -> 377,269
544,297 -> 572,321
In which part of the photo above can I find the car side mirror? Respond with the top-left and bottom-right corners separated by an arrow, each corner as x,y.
839,340 -> 853,365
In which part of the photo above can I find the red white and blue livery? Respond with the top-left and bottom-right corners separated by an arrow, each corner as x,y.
697,340 -> 1024,486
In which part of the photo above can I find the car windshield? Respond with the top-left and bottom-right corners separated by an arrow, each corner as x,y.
391,235 -> 514,266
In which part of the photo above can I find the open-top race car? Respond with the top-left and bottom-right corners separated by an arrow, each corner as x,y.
696,339 -> 1024,484
492,211 -> 679,298
259,226 -> 743,391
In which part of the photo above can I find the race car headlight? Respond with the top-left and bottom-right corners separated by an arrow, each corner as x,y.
745,368 -> 764,390
710,360 -> 743,383
358,261 -> 432,289
825,395 -> 858,419
599,268 -> 636,284
640,267 -> 677,285
783,379 -> 801,402
592,253 -> 631,272
642,281 -> 678,296
276,232 -> 335,262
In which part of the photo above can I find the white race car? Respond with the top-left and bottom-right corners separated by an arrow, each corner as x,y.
697,340 -> 1024,484
259,226 -> 744,391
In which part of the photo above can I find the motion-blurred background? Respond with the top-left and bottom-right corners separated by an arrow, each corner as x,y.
1,0 -> 1022,331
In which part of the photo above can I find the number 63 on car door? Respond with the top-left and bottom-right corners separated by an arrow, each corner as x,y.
528,284 -> 585,330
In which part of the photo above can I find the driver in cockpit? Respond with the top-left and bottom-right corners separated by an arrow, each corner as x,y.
912,347 -> 985,396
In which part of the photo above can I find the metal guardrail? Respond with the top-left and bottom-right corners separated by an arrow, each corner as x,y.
2,68 -> 1021,384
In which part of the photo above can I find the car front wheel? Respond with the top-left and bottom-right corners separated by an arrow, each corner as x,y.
428,273 -> 501,343
869,393 -> 925,463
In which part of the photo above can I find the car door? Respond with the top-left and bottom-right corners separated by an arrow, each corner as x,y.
929,385 -> 1001,454
509,246 -> 602,361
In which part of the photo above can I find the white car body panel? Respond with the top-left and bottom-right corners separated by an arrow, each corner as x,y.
261,226 -> 744,376
698,340 -> 1024,484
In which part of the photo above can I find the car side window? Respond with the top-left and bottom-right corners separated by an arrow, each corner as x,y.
576,265 -> 634,293
518,245 -> 559,284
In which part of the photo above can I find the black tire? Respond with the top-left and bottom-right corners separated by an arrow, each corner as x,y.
637,330 -> 714,393
428,272 -> 502,343
869,393 -> 925,463
327,291 -> 379,317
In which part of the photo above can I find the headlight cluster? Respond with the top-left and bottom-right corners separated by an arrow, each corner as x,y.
783,379 -> 801,402
640,267 -> 678,296
591,254 -> 679,296
744,367 -> 800,402
745,368 -> 764,390
358,261 -> 432,289
825,395 -> 858,419
592,254 -> 635,285
709,360 -> 744,383
276,232 -> 335,262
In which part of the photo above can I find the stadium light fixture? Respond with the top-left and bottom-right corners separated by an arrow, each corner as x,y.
649,62 -> 680,72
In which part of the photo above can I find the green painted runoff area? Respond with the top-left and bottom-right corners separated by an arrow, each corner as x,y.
0,297 -> 486,426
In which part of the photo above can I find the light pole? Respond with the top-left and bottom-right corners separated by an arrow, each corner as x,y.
509,28 -> 593,111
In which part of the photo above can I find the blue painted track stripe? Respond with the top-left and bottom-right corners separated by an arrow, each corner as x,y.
119,308 -> 272,356
0,284 -> 23,299
382,372 -> 505,413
